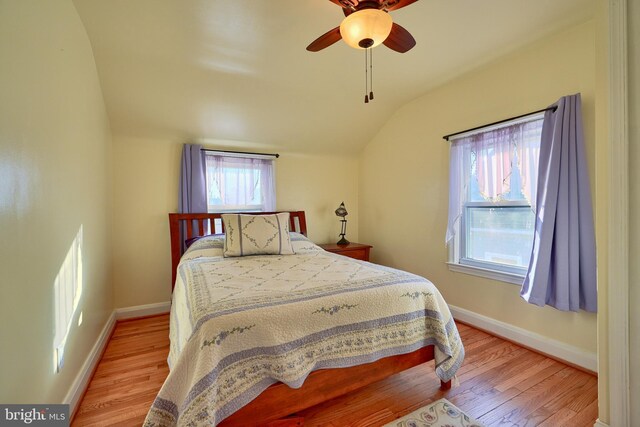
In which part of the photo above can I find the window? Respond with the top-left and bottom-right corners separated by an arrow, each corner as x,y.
446,115 -> 544,283
204,152 -> 276,213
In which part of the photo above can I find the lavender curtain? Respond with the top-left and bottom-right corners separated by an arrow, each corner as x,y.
178,144 -> 207,237
521,94 -> 597,312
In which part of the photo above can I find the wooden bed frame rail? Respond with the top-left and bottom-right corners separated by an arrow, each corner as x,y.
168,211 -> 307,289
219,346 -> 449,427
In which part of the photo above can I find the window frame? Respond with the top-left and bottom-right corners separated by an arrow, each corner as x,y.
446,114 -> 543,285
206,204 -> 268,213
459,200 -> 532,276
203,152 -> 276,214
448,203 -> 530,284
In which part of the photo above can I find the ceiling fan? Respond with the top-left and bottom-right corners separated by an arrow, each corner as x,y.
306,0 -> 418,53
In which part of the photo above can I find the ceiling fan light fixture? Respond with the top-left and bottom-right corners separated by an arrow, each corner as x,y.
339,9 -> 393,49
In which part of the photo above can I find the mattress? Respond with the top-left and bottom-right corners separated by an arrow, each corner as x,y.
144,233 -> 464,426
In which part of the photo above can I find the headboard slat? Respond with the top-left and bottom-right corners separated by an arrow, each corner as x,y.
186,220 -> 193,240
168,211 -> 307,290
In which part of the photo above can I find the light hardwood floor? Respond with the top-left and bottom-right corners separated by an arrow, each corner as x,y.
73,314 -> 597,426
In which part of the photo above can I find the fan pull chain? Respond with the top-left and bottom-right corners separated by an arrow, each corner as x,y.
363,48 -> 375,104
369,48 -> 374,101
364,48 -> 369,103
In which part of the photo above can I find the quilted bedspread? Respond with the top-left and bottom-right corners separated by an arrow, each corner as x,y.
144,234 -> 464,426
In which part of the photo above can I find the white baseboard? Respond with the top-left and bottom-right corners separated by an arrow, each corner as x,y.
115,301 -> 171,320
64,311 -> 116,416
594,419 -> 609,427
65,302 -> 171,417
449,305 -> 597,372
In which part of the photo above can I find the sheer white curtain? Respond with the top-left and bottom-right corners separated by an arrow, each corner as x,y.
445,138 -> 473,244
474,128 -> 514,201
445,118 -> 543,244
517,121 -> 543,212
204,154 -> 276,211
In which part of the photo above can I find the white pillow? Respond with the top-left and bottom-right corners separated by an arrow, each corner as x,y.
222,213 -> 295,257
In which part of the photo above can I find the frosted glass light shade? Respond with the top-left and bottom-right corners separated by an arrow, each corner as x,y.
339,9 -> 393,49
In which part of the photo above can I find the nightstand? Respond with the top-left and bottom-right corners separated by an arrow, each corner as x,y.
319,242 -> 372,261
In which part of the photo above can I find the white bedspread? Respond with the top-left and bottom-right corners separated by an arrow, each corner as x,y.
144,234 -> 464,426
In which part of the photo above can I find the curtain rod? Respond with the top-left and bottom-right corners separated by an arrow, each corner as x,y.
442,106 -> 558,141
201,148 -> 279,158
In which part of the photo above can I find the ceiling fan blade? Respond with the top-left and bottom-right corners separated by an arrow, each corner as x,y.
327,0 -> 358,8
306,26 -> 342,52
384,0 -> 419,11
383,23 -> 416,53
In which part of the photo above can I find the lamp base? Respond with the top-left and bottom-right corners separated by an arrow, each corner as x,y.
337,236 -> 350,246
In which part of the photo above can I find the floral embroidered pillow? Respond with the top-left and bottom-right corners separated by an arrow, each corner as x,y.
221,213 -> 295,257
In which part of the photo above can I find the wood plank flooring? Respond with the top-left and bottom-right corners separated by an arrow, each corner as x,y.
72,314 -> 597,426
73,316 -> 170,427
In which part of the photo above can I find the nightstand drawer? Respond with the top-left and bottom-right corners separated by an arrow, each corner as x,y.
338,247 -> 369,261
318,243 -> 372,262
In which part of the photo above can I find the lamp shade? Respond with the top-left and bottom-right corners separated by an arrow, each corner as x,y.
339,9 -> 393,49
335,202 -> 348,217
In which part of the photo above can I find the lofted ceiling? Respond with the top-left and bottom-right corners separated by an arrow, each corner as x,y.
73,0 -> 594,155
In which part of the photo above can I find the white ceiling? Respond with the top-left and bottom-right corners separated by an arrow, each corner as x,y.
73,0 -> 594,155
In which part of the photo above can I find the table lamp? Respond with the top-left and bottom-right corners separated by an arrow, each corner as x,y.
335,202 -> 349,245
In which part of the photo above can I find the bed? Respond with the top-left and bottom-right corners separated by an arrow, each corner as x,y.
145,211 -> 464,426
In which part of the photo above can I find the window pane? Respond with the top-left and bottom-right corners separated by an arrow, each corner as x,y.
204,154 -> 275,213
464,206 -> 534,268
206,163 -> 263,209
465,118 -> 543,205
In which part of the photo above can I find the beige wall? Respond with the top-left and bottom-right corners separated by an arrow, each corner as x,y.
0,0 -> 113,403
628,0 -> 639,423
359,21 -> 599,354
112,137 -> 358,308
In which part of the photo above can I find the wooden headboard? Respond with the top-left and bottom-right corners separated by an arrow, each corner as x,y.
168,211 -> 307,289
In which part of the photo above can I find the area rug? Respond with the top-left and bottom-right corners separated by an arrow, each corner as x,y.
383,398 -> 485,427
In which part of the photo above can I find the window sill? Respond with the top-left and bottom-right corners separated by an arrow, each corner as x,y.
446,262 -> 524,285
